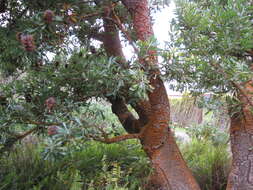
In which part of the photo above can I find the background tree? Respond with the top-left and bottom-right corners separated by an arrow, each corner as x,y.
0,0 -> 200,189
169,0 -> 253,189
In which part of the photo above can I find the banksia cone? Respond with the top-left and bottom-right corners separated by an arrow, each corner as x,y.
47,125 -> 59,136
43,10 -> 54,23
45,97 -> 56,111
20,34 -> 36,52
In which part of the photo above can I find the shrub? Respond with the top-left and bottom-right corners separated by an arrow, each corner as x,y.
0,144 -> 82,190
181,139 -> 230,190
69,140 -> 150,189
0,131 -> 230,190
0,140 -> 150,190
186,122 -> 229,146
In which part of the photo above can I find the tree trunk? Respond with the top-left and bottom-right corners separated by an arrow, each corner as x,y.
142,126 -> 201,190
227,82 -> 253,190
121,1 -> 200,189
139,78 -> 200,190
97,1 -> 200,189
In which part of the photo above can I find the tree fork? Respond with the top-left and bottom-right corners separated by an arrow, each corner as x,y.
122,0 -> 201,189
101,8 -> 148,133
108,96 -> 142,133
89,133 -> 141,144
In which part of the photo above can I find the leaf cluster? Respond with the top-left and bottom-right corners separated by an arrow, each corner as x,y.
164,0 -> 253,94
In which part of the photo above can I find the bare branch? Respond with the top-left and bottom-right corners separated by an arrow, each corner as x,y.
0,125 -> 41,155
80,12 -> 101,20
24,120 -> 60,126
90,133 -> 140,144
109,10 -> 139,54
16,126 -> 39,140
108,96 -> 142,133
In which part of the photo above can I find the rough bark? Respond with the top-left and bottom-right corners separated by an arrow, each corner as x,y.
102,17 -> 125,58
95,1 -> 200,189
227,81 -> 253,190
122,0 -> 200,189
108,96 -> 141,133
144,132 -> 201,190
101,8 -> 144,134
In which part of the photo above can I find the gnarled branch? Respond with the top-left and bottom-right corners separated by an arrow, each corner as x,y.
90,133 -> 140,144
108,96 -> 142,133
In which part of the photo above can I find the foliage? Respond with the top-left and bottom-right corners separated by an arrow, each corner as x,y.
0,125 -> 232,190
181,139 -> 230,190
164,0 -> 253,95
0,0 -> 158,152
0,0 -> 242,189
0,134 -> 232,190
38,101 -> 129,161
180,116 -> 230,190
0,140 -> 150,190
0,144 -> 82,190
186,122 -> 229,146
66,140 -> 151,189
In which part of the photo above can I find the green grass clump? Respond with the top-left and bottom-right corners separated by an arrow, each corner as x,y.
181,139 -> 230,190
69,140 -> 150,189
0,144 -> 82,190
0,125 -> 231,190
0,140 -> 150,190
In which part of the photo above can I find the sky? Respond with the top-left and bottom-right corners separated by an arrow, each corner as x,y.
123,1 -> 181,96
123,2 -> 176,59
153,2 -> 176,48
153,2 -> 182,96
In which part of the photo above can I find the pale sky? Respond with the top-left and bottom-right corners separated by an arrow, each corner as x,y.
123,2 -> 176,59
153,2 -> 181,96
153,2 -> 176,48
123,2 -> 181,96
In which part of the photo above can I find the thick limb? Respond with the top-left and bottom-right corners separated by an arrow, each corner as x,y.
227,81 -> 253,190
121,1 -> 201,189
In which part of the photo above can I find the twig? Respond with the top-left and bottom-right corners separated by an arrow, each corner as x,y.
80,12 -> 101,20
25,120 -> 60,126
109,9 -> 139,54
16,128 -> 37,140
0,125 -> 41,155
89,133 -> 140,144
210,61 -> 253,108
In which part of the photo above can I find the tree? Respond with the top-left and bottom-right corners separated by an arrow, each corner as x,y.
0,0 -> 200,189
170,0 -> 253,189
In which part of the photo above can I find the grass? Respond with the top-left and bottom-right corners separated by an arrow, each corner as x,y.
0,140 -> 150,190
181,139 -> 230,190
0,124 -> 231,190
